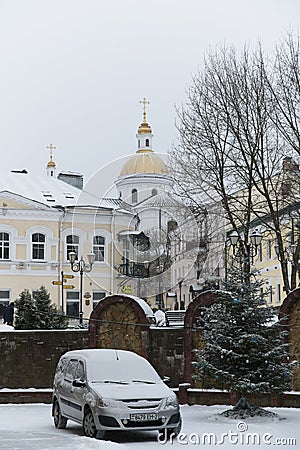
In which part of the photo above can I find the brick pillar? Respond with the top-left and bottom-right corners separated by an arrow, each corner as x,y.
178,383 -> 191,404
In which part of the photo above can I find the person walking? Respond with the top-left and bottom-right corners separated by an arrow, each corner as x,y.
3,302 -> 14,326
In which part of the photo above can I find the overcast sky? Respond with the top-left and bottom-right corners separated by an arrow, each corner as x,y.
0,0 -> 299,192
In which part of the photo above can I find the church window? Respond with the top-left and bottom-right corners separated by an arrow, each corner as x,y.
138,139 -> 140,148
132,189 -> 138,203
145,138 -> 149,147
151,188 -> 157,196
0,232 -> 9,259
32,233 -> 45,260
93,236 -> 105,261
66,235 -> 79,260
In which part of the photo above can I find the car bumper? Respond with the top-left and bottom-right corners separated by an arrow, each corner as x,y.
93,408 -> 181,431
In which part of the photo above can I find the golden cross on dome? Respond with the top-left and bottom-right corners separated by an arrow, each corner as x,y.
47,144 -> 56,159
139,97 -> 150,121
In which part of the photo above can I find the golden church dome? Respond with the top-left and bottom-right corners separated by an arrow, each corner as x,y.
47,158 -> 56,168
119,98 -> 168,177
137,118 -> 152,135
120,149 -> 168,176
46,144 -> 56,168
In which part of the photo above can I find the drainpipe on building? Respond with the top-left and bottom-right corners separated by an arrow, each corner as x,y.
58,207 -> 66,311
111,209 -> 116,295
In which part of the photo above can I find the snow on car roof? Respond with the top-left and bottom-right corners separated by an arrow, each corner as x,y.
62,348 -> 143,362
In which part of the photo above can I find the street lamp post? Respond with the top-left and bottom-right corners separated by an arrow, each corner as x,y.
228,229 -> 263,280
69,252 -> 95,324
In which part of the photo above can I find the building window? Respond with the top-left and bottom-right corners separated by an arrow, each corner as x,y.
145,138 -> 149,147
138,139 -> 140,148
268,286 -> 273,304
257,243 -> 262,262
267,240 -> 272,259
276,284 -> 281,303
93,236 -> 105,262
93,291 -> 106,309
0,232 -> 9,260
151,188 -> 157,196
32,233 -> 45,260
66,235 -> 79,260
66,291 -> 79,317
132,189 -> 138,203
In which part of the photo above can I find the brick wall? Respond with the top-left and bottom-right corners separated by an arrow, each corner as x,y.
149,328 -> 184,386
0,328 -> 184,389
0,330 -> 89,389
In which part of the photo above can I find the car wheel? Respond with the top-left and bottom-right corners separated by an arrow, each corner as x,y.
53,400 -> 68,429
83,409 -> 105,439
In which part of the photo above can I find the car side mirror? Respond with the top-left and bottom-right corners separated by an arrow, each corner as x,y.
163,376 -> 170,385
73,379 -> 86,388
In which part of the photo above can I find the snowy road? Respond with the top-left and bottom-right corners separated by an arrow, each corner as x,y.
0,403 -> 299,449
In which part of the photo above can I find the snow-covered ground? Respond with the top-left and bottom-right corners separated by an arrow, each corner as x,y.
0,403 -> 299,449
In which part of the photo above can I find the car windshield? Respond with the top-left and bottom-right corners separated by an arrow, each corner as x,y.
87,356 -> 162,384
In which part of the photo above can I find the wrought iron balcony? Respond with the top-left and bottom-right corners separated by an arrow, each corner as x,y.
116,261 -> 150,278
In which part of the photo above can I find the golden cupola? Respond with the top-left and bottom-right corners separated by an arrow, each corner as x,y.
46,144 -> 57,177
119,98 -> 168,177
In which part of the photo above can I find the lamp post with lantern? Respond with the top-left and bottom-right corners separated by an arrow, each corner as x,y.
69,252 -> 95,325
228,229 -> 263,281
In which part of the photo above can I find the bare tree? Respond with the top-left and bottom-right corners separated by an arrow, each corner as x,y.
172,39 -> 300,292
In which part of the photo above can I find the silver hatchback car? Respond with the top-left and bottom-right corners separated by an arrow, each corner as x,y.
52,348 -> 182,439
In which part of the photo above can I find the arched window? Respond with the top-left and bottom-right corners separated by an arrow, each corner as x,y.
66,235 -> 79,260
151,188 -> 158,196
0,232 -> 9,260
93,236 -> 105,261
32,233 -> 45,260
145,138 -> 149,147
132,188 -> 138,203
138,139 -> 140,148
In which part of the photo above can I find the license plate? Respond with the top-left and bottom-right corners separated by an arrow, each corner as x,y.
130,413 -> 159,421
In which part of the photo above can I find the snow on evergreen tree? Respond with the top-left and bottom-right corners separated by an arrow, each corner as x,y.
14,286 -> 67,330
193,269 -> 296,398
33,286 -> 67,329
14,289 -> 37,329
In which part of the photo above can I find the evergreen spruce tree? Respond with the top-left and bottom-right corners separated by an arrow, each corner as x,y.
34,285 -> 52,329
33,286 -> 67,329
194,269 -> 296,416
14,286 -> 67,330
14,289 -> 37,329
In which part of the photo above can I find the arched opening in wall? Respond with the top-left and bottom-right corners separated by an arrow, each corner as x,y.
138,139 -> 140,148
88,294 -> 151,359
145,139 -> 149,147
119,191 -> 122,199
151,188 -> 157,196
132,188 -> 138,203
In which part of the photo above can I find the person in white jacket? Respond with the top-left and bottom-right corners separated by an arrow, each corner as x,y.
153,307 -> 166,326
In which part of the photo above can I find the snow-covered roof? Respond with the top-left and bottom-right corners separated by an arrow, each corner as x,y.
124,295 -> 155,319
136,191 -> 183,208
0,171 -> 130,210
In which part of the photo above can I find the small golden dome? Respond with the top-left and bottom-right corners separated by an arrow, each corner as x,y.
137,116 -> 152,135
46,144 -> 56,168
47,158 -> 56,168
120,149 -> 168,176
137,97 -> 152,134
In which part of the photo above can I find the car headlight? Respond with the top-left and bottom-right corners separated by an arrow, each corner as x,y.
165,395 -> 179,408
97,398 -> 110,407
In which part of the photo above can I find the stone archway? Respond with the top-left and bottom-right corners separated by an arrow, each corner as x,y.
88,294 -> 152,359
183,290 -> 219,385
279,288 -> 300,391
